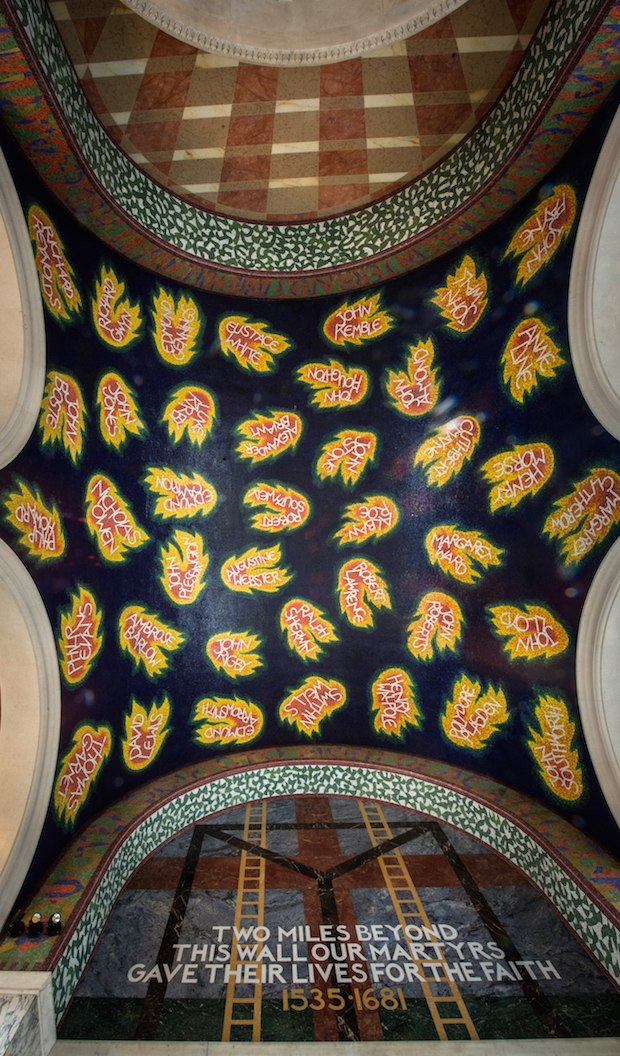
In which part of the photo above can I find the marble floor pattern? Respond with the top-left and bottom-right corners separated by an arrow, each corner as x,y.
50,0 -> 550,221
58,796 -> 620,1044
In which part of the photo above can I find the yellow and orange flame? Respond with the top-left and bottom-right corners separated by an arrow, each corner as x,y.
221,542 -> 292,595
279,598 -> 339,661
488,603 -> 569,661
159,529 -> 209,605
279,675 -> 347,736
28,205 -> 82,323
431,256 -> 488,332
501,318 -> 564,403
4,479 -> 66,563
481,442 -> 554,512
38,370 -> 87,465
122,696 -> 171,772
406,591 -> 464,662
337,557 -> 391,629
235,410 -> 303,464
322,292 -> 395,348
143,466 -> 218,521
371,668 -> 422,738
205,631 -> 264,680
425,524 -> 503,584
84,473 -> 149,563
95,372 -> 145,452
315,430 -> 377,488
243,482 -> 310,534
527,693 -> 583,801
506,185 -> 577,284
118,604 -> 185,679
384,338 -> 441,418
296,359 -> 369,410
92,264 -> 142,349
219,314 -> 292,373
334,495 -> 399,547
192,696 -> 264,747
162,385 -> 218,445
54,724 -> 112,828
415,415 -> 481,487
58,585 -> 103,686
543,468 -> 620,566
151,287 -> 203,366
441,673 -> 509,751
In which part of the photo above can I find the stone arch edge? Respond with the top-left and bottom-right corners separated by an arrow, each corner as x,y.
0,539 -> 61,933
19,751 -> 620,1021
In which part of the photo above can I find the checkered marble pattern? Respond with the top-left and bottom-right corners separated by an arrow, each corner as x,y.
50,0 -> 550,222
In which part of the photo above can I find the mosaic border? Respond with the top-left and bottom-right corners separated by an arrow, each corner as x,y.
0,0 -> 618,297
1,749 -> 619,1019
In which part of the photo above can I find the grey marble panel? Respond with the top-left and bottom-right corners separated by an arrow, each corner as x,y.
480,885 -> 617,995
168,888 -> 307,1000
75,890 -> 176,999
348,883 -> 496,997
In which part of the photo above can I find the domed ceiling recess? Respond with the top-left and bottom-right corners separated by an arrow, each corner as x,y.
51,0 -> 551,222
2,0 -> 620,1035
120,0 -> 471,64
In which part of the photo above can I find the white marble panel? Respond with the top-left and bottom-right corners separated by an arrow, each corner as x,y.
0,973 -> 55,1056
48,1037 -> 620,1055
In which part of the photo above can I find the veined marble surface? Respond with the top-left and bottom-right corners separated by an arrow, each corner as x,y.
0,973 -> 55,1056
48,1035 -> 620,1053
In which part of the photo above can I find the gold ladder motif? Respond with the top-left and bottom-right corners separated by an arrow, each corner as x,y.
358,799 -> 478,1041
221,799 -> 267,1042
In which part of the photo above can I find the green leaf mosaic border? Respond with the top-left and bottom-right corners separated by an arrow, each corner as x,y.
7,755 -> 616,1021
1,0 -> 619,297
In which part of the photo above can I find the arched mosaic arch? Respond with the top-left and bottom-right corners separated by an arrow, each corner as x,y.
6,750 -> 620,1020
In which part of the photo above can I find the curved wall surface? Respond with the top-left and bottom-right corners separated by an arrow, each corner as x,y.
0,144 -> 56,930
0,146 -> 45,469
570,102 -> 620,834
0,539 -> 61,932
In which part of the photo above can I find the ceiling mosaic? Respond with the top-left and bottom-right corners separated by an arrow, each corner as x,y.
2,82 -> 620,901
49,0 -> 550,222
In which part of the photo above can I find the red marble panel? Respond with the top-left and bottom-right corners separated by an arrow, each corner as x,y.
133,70 -> 192,111
234,63 -> 280,103
125,119 -> 181,153
150,28 -> 198,57
319,148 -> 368,177
320,58 -> 364,98
318,182 -> 368,209
226,113 -> 275,146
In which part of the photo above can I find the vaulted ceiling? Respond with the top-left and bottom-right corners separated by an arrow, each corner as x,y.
51,0 -> 550,221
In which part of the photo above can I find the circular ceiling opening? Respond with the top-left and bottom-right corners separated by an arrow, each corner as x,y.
122,0 -> 470,65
